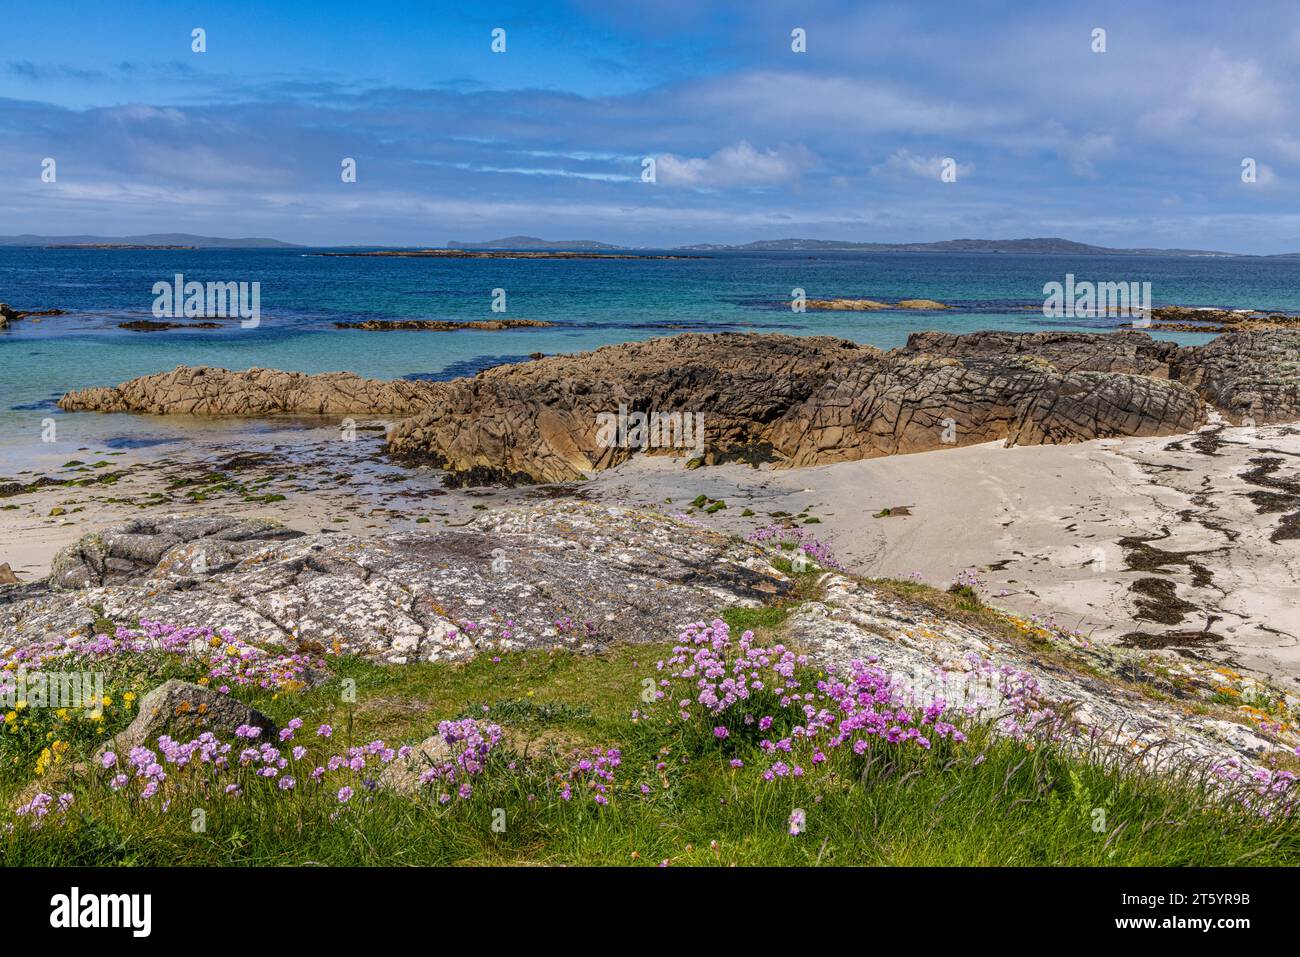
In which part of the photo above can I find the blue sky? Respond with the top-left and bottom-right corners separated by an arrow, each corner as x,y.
2,0 -> 1298,251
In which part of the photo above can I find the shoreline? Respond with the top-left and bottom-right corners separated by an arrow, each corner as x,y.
3,412 -> 1297,687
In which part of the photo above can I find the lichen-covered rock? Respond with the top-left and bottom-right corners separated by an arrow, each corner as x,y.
47,515 -> 305,589
2,504 -> 1290,778
1,505 -> 790,664
98,679 -> 278,757
787,574 -> 1287,775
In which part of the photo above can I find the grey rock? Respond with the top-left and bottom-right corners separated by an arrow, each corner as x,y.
48,515 -> 305,589
376,733 -> 454,795
98,678 -> 277,756
1,505 -> 790,663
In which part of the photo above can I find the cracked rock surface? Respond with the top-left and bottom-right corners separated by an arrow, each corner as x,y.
1,504 -> 789,663
788,573 -> 1294,776
2,503 -> 1290,777
60,330 -> 1300,485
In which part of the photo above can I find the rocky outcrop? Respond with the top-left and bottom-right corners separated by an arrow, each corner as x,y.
786,574 -> 1290,775
901,330 -> 1180,376
48,515 -> 306,589
59,365 -> 441,416
1,506 -> 790,663
1145,305 -> 1300,333
765,353 -> 1203,465
386,333 -> 871,482
55,329 -> 1300,484
1174,330 -> 1300,424
1,506 -> 1290,777
904,329 -> 1300,426
98,680 -> 278,757
0,302 -> 64,328
119,319 -> 222,331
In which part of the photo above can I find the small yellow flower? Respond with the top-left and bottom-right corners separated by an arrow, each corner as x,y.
101,696 -> 113,707
123,692 -> 136,703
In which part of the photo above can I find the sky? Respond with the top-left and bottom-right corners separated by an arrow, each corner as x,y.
2,0 -> 1299,252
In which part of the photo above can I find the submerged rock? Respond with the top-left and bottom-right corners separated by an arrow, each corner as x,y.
333,319 -> 553,331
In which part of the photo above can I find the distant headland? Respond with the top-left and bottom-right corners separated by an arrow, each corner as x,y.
6,233 -> 1300,257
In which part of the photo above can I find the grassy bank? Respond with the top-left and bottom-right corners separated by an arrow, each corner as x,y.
3,599 -> 1298,866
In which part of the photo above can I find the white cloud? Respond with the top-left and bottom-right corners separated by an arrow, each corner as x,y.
1060,133 -> 1116,178
873,150 -> 973,181
1144,50 -> 1287,134
655,140 -> 814,188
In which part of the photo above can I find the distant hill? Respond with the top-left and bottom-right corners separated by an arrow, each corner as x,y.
676,237 -> 1245,257
0,233 -> 300,249
447,236 -> 626,251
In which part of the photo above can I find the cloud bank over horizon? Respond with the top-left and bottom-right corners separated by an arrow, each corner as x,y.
2,0 -> 1298,253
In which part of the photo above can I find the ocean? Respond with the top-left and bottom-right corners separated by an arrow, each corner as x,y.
4,246 -> 1300,471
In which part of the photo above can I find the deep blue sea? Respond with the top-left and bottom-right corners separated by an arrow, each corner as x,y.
4,246 -> 1300,470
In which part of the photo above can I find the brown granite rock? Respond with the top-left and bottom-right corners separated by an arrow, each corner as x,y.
1174,330 -> 1300,424
386,333 -> 873,483
53,329 -> 1300,484
1145,306 -> 1300,333
765,352 -> 1204,465
901,330 -> 1180,377
59,365 -> 441,416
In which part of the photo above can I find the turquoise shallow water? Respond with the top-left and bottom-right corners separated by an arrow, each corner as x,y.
3,246 -> 1298,470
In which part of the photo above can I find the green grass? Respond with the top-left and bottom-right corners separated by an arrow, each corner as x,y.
4,565 -> 1299,867
4,634 -> 1298,866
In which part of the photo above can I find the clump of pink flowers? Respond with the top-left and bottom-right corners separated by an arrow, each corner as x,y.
562,748 -> 621,805
1,619 -> 321,693
1209,758 -> 1300,819
746,524 -> 843,570
416,718 -> 503,803
651,619 -> 967,782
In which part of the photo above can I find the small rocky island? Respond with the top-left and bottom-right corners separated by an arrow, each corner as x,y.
312,249 -> 705,260
57,328 -> 1300,485
0,302 -> 65,328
